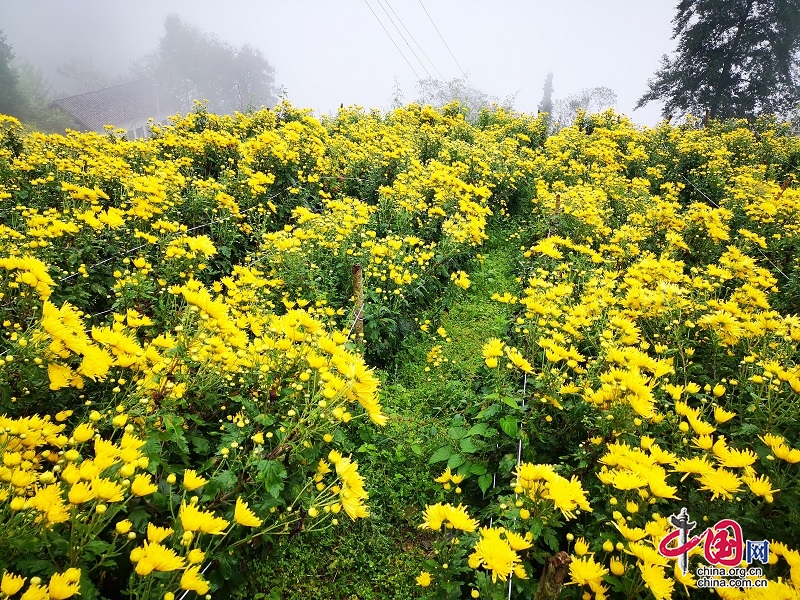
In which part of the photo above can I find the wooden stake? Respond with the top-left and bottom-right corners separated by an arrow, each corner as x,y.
352,264 -> 364,338
533,552 -> 572,600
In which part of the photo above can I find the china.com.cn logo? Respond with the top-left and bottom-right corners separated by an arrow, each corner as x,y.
658,508 -> 770,576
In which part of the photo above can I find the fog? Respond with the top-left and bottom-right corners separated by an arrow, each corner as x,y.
0,0 -> 676,124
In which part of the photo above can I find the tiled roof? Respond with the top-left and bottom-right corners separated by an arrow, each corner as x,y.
51,79 -> 181,132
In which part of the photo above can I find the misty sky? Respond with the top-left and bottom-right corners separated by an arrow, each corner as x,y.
0,1 -> 677,124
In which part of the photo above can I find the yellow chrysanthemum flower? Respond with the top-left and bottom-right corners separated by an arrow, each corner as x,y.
133,542 -> 185,576
742,473 -> 779,501
93,477 -> 124,502
181,565 -> 210,595
147,523 -> 174,544
697,468 -> 742,500
573,537 -> 590,556
179,501 -> 229,535
434,468 -> 452,484
71,422 -> 95,443
639,563 -> 674,600
713,406 -> 736,423
68,481 -> 95,505
1,571 -> 26,596
234,497 -> 263,527
469,528 -> 523,583
183,469 -> 208,491
18,583 -> 48,600
569,555 -> 608,586
415,571 -> 433,587
48,569 -> 81,600
130,473 -> 158,497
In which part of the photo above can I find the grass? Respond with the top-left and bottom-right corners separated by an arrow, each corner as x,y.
241,221 -> 526,598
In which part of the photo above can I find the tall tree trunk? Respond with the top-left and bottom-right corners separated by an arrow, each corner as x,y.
709,0 -> 755,118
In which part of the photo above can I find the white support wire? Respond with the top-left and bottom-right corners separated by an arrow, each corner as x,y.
657,140 -> 791,281
346,303 -> 365,340
2,183 -> 374,360
507,372 -> 527,600
177,561 -> 212,600
60,188 -> 289,283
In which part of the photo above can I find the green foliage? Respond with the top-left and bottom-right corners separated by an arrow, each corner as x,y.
135,14 -> 278,115
637,0 -> 800,120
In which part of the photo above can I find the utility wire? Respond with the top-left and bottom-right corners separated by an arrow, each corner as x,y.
375,0 -> 434,80
385,0 -> 446,81
417,0 -> 470,83
375,0 -> 431,79
364,0 -> 422,80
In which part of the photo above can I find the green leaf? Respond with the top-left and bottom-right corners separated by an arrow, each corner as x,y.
83,540 -> 111,558
500,416 -> 518,437
128,506 -> 149,531
478,473 -> 493,493
187,434 -> 210,455
258,461 -> 287,498
528,517 -> 544,539
163,414 -> 189,455
429,445 -> 452,464
477,404 -> 499,419
410,444 -> 423,456
501,395 -> 520,409
15,559 -> 53,575
470,463 -> 487,475
447,453 -> 464,469
212,469 -> 237,493
447,426 -> 468,440
459,437 -> 479,453
542,529 -> 559,552
467,423 -> 488,437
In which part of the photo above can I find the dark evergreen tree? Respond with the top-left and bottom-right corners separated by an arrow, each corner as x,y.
637,0 -> 800,120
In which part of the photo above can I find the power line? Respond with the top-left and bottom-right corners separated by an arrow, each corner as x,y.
375,0 -> 434,80
384,0 -> 446,81
363,0 -> 422,80
375,0 -> 431,78
417,0 -> 470,83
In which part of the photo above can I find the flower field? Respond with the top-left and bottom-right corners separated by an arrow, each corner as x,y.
0,103 -> 799,599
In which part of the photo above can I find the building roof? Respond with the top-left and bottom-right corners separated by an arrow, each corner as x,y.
50,79 -> 181,132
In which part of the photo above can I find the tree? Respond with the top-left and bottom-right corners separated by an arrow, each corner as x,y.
637,0 -> 800,121
0,30 -> 22,117
56,57 -> 115,94
538,72 -> 554,116
390,77 -> 405,110
14,61 -> 76,132
415,76 -> 516,122
550,87 -> 617,130
135,15 -> 278,114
